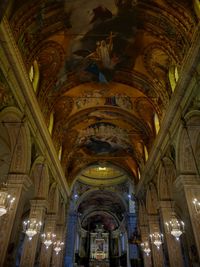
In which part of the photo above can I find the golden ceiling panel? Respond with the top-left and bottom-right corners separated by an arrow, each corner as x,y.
77,164 -> 128,186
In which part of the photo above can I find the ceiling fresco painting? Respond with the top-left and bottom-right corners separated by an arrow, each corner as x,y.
78,190 -> 126,222
9,0 -> 197,186
82,212 -> 119,231
62,0 -> 139,83
76,122 -> 133,155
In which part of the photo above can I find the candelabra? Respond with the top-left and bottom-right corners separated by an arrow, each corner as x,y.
165,214 -> 184,241
41,232 -> 56,249
0,188 -> 15,216
53,240 -> 64,255
23,219 -> 42,240
150,232 -> 163,249
193,198 -> 200,214
141,241 -> 151,256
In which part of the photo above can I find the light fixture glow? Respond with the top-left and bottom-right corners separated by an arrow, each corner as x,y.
41,232 -> 56,249
150,232 -> 163,249
23,219 -> 42,240
141,242 -> 151,256
193,198 -> 200,214
98,167 -> 106,171
0,191 -> 15,217
53,240 -> 64,255
165,215 -> 184,241
74,194 -> 78,199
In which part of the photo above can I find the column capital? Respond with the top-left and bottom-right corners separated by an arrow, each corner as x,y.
7,173 -> 33,191
148,214 -> 159,222
45,213 -> 57,221
174,174 -> 200,191
30,199 -> 48,209
159,200 -> 173,209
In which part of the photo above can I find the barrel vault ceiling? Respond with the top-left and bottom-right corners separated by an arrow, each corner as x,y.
8,0 -> 197,188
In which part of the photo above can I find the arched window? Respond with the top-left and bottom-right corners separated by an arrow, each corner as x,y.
58,145 -> 62,161
144,145 -> 148,162
138,168 -> 141,180
194,0 -> 200,18
29,60 -> 39,92
169,65 -> 179,92
154,113 -> 160,135
48,112 -> 54,135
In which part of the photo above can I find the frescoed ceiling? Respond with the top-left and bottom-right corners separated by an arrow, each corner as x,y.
8,0 -> 198,187
78,190 -> 126,223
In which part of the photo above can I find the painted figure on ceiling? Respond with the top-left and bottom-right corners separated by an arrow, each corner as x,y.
95,32 -> 114,69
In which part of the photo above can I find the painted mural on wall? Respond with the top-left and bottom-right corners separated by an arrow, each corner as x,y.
76,122 -> 133,155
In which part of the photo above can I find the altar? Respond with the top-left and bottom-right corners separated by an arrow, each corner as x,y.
89,225 -> 109,267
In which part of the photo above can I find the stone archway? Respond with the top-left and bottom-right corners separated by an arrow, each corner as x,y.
0,107 -> 32,266
176,111 -> 200,174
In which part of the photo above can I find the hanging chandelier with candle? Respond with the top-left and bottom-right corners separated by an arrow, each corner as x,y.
0,187 -> 15,217
53,240 -> 64,255
41,232 -> 56,249
23,219 -> 43,240
141,241 -> 151,256
150,232 -> 163,249
165,214 -> 184,241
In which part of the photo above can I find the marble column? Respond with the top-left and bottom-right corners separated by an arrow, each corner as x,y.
148,215 -> 165,267
64,212 -> 77,267
40,214 -> 57,267
140,225 -> 152,267
19,199 -> 47,267
174,175 -> 200,261
159,201 -> 184,267
0,174 -> 32,266
127,213 -> 139,265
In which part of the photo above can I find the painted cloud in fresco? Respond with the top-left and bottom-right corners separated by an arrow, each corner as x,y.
62,0 -> 139,82
77,122 -> 133,155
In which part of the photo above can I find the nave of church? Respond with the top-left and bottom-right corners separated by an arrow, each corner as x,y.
0,0 -> 200,266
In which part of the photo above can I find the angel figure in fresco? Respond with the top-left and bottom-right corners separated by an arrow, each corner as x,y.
73,32 -> 119,82
88,32 -> 118,69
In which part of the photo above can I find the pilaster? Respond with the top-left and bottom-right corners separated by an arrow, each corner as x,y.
0,174 -> 32,266
159,201 -> 184,267
148,215 -> 164,267
19,199 -> 47,267
51,224 -> 66,267
140,225 -> 152,267
174,174 -> 200,260
40,214 -> 57,267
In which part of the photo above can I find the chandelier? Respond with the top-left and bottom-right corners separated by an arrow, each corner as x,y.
41,232 -> 56,249
193,198 -> 200,214
149,232 -> 163,249
23,219 -> 42,240
141,241 -> 151,256
165,214 -> 184,241
0,189 -> 15,216
53,240 -> 64,255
